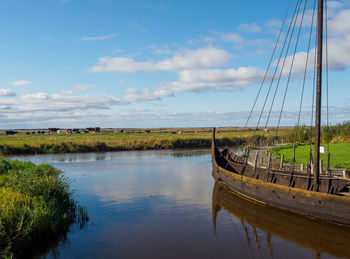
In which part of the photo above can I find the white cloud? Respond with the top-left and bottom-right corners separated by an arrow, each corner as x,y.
273,8 -> 350,73
264,19 -> 283,31
220,32 -> 243,43
90,47 -> 232,73
80,34 -> 117,41
0,88 -> 16,97
238,23 -> 261,33
61,84 -> 96,95
2,103 -> 348,129
122,87 -> 174,102
329,9 -> 350,35
171,67 -> 265,91
22,93 -> 49,100
12,80 -> 30,86
116,66 -> 265,104
149,45 -> 171,55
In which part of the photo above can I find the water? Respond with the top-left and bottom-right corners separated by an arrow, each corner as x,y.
11,150 -> 349,259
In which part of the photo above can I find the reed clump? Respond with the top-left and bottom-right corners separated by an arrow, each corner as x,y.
0,159 -> 88,258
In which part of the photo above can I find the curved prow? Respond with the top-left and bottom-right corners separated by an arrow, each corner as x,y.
212,127 -> 216,150
212,127 -> 219,161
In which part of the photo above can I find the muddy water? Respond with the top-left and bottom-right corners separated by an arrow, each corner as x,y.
13,150 -> 348,258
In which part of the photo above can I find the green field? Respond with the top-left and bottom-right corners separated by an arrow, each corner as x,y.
0,159 -> 88,258
0,128 -> 292,155
272,143 -> 350,169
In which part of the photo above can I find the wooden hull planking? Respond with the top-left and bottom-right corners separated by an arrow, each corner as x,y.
211,132 -> 350,226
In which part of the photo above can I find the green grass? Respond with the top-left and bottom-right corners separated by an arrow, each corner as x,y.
0,159 -> 88,258
0,128 -> 292,155
272,143 -> 350,169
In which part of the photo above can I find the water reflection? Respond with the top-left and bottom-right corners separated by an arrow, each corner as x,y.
9,150 -> 350,258
212,182 -> 350,259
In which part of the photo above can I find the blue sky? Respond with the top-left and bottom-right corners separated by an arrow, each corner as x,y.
0,0 -> 349,129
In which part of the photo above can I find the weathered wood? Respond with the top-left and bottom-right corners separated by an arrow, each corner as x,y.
254,152 -> 259,169
327,152 -> 330,175
280,154 -> 284,169
211,127 -> 350,226
314,0 -> 324,189
245,148 -> 250,165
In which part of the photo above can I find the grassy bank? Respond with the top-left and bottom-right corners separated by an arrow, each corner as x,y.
0,159 -> 88,258
271,143 -> 350,169
0,128 -> 291,155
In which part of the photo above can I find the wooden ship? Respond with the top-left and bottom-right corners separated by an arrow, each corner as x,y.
212,182 -> 350,258
212,0 -> 350,226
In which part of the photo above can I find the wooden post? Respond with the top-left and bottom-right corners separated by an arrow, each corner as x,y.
327,152 -> 330,174
280,154 -> 284,169
267,153 -> 271,172
292,144 -> 296,163
253,152 -> 259,174
245,148 -> 250,165
313,0 -> 324,190
319,160 -> 323,175
301,164 -> 304,171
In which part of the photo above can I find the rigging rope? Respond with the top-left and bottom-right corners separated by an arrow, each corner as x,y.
257,0 -> 302,130
255,0 -> 300,129
243,0 -> 293,129
310,17 -> 318,149
275,0 -> 308,138
264,0 -> 303,129
325,0 -> 331,171
295,0 -> 317,142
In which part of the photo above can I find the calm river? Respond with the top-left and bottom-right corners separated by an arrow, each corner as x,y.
12,149 -> 349,259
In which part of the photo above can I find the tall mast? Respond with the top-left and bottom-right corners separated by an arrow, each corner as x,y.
314,0 -> 324,190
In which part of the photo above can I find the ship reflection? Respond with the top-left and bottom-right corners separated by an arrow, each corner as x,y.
212,182 -> 350,259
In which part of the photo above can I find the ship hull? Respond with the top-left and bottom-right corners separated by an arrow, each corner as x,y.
211,133 -> 350,226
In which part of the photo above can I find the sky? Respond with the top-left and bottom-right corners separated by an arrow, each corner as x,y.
1,0 -> 350,129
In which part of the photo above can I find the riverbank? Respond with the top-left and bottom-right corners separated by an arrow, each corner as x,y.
0,128 -> 292,155
0,159 -> 88,258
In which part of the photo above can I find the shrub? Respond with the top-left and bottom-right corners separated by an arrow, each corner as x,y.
0,159 -> 88,258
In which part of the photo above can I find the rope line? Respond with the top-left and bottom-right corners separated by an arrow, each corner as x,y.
295,0 -> 317,142
275,0 -> 308,138
243,0 -> 293,129
257,0 -> 302,129
325,0 -> 330,153
264,0 -> 303,129
310,14 -> 318,149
